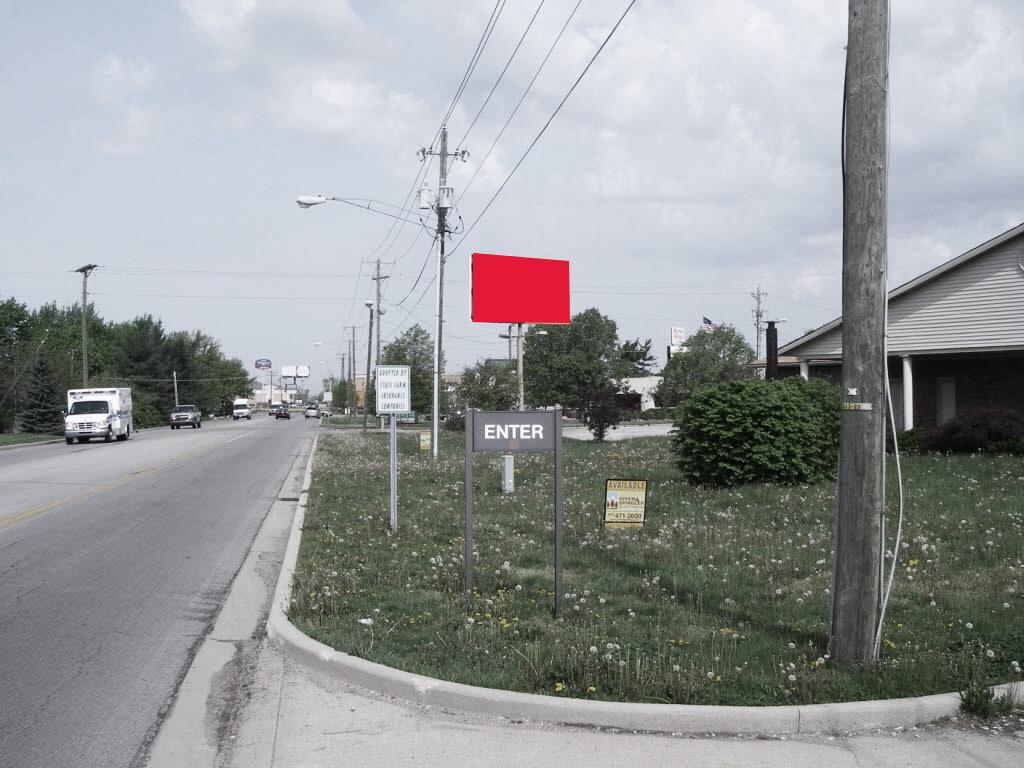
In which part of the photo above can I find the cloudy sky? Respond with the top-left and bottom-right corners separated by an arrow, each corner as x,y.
3,1 -> 1022,389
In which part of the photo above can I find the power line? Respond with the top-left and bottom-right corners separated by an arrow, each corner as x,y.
456,0 -> 547,148
456,0 -> 584,207
450,0 -> 636,258
435,0 -> 509,139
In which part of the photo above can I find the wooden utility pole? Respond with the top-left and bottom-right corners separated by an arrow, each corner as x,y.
75,264 -> 97,387
430,126 -> 449,460
832,0 -> 888,665
371,259 -> 389,366
350,327 -> 357,417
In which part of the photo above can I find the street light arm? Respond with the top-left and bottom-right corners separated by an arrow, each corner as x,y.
296,194 -> 425,226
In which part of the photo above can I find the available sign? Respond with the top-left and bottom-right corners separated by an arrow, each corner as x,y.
375,365 -> 411,414
603,479 -> 648,528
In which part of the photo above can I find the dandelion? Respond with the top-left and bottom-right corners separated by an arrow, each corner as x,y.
788,642 -> 796,649
986,649 -> 996,659
965,622 -> 974,630
589,646 -> 598,654
706,671 -> 715,681
788,674 -> 796,682
358,618 -> 374,626
672,664 -> 680,672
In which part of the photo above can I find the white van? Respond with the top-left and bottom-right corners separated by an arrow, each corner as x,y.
65,388 -> 133,445
232,398 -> 252,420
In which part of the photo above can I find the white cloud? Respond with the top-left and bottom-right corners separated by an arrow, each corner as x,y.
99,107 -> 155,156
93,54 -> 153,104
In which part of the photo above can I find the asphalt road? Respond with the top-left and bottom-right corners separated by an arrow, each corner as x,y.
0,413 -> 316,768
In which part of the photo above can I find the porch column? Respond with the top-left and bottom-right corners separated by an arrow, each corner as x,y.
901,355 -> 913,431
799,361 -> 809,380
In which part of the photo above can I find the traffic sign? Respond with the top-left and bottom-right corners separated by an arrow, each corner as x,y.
375,365 -> 411,414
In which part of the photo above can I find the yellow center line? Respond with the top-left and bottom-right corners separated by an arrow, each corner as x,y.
0,465 -> 158,531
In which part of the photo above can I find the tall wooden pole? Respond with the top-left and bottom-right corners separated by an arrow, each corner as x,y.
75,264 -> 97,387
832,0 -> 888,665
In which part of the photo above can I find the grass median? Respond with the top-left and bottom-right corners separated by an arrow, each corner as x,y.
0,433 -> 59,446
290,430 -> 1023,705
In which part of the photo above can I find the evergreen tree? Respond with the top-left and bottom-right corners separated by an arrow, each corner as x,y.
19,355 -> 63,434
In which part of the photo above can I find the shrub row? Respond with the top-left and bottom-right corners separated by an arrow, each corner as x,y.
891,409 -> 1024,456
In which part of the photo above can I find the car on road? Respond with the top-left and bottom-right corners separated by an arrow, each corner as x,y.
170,404 -> 202,429
304,405 -> 319,419
275,406 -> 291,420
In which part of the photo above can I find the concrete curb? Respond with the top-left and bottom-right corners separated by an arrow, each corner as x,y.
266,438 -> 1022,735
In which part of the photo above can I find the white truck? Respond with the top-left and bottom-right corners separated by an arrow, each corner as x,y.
232,397 -> 252,420
64,388 -> 133,445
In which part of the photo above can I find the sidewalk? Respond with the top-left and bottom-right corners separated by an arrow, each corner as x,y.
226,644 -> 1023,768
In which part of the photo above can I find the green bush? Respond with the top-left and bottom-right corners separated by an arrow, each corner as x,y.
925,409 -> 1024,455
672,378 -> 840,487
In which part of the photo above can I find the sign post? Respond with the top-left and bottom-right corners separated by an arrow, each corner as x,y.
375,365 -> 411,532
464,408 -> 563,617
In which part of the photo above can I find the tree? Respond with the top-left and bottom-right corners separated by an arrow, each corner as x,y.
657,324 -> 756,407
614,338 -> 657,378
18,355 -> 63,434
524,308 -> 620,409
0,298 -> 32,432
379,324 -> 436,414
577,382 -> 623,441
457,358 -> 517,411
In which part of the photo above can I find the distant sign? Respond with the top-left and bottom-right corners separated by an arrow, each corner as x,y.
471,253 -> 570,324
603,479 -> 648,528
281,365 -> 297,378
255,358 -> 272,370
419,431 -> 431,452
471,410 -> 557,453
670,327 -> 687,347
296,365 -> 310,378
375,365 -> 411,414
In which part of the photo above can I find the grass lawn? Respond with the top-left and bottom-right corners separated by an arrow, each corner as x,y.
324,415 -> 366,429
291,431 -> 1024,706
0,433 -> 60,446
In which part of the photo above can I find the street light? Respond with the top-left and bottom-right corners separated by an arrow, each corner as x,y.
363,301 -> 374,431
498,325 -> 514,361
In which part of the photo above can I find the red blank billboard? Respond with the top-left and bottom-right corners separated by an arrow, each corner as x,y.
471,253 -> 570,324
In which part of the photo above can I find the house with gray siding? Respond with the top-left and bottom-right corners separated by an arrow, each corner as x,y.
779,222 -> 1024,430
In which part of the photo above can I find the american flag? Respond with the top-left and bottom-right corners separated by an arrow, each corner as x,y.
701,316 -> 719,332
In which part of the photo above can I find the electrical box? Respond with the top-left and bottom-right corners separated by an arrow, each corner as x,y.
437,186 -> 453,211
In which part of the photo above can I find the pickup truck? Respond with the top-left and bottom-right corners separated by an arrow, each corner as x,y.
170,404 -> 202,429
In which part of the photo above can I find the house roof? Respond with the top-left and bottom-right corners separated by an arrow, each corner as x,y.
780,221 -> 1024,356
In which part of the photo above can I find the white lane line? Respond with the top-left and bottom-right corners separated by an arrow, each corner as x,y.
225,431 -> 258,444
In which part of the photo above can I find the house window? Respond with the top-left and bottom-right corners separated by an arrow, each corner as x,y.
936,377 -> 956,426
